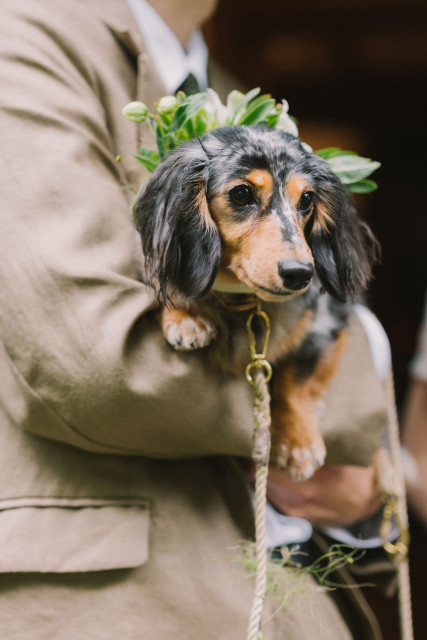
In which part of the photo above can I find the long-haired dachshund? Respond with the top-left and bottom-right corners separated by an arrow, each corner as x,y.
133,126 -> 379,481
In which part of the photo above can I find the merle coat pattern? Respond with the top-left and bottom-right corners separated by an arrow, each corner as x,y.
134,126 -> 379,480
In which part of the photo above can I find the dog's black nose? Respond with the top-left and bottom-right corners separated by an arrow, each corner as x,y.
278,260 -> 314,291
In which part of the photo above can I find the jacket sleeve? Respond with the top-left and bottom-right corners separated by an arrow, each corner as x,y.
0,5 -> 255,457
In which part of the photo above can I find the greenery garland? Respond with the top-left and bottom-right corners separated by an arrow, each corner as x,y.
122,87 -> 380,193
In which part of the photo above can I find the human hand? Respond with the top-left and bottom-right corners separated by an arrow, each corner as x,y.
261,462 -> 382,527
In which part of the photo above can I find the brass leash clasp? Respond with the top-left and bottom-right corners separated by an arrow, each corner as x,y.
245,299 -> 272,385
380,491 -> 410,562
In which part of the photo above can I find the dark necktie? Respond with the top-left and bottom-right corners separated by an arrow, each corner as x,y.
176,72 -> 200,96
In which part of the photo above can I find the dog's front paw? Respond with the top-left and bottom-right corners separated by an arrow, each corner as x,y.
161,309 -> 217,351
275,437 -> 326,482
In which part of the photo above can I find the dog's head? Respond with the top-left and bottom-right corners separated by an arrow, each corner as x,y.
134,126 -> 379,305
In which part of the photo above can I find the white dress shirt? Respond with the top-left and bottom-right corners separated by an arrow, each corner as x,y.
126,0 -> 208,94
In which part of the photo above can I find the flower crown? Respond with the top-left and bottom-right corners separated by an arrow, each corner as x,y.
122,88 -> 380,193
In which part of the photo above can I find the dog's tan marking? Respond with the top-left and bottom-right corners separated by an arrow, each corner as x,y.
268,309 -> 314,362
287,174 -> 335,234
241,216 -> 291,285
212,211 -> 314,298
286,175 -> 312,208
242,217 -> 313,291
292,213 -> 312,245
210,179 -> 316,298
272,362 -> 327,481
247,169 -> 273,190
314,199 -> 335,233
209,194 -> 255,247
247,169 -> 273,208
271,330 -> 348,480
308,328 -> 348,393
246,216 -> 288,257
194,184 -> 216,231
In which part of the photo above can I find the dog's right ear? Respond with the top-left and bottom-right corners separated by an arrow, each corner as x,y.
133,142 -> 221,304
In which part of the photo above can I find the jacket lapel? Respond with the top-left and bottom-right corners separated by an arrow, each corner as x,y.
91,0 -> 166,103
93,0 -> 167,151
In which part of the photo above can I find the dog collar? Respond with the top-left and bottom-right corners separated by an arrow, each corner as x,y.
210,277 -> 258,312
210,289 -> 258,312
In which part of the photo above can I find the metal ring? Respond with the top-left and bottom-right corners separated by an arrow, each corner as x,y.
245,360 -> 273,385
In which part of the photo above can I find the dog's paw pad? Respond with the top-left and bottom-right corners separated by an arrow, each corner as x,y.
164,317 -> 217,351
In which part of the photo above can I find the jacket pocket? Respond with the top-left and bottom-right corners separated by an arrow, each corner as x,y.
0,496 -> 150,573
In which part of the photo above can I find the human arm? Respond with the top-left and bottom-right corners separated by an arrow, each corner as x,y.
401,291 -> 427,525
0,2 -> 254,457
402,379 -> 427,526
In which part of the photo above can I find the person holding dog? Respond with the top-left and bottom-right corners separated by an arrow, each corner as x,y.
0,0 -> 396,638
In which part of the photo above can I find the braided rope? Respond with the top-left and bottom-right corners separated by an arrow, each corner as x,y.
243,302 -> 413,640
243,307 -> 414,640
383,368 -> 414,640
246,371 -> 271,640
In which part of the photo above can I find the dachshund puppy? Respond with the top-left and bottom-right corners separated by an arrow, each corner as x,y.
133,126 -> 379,481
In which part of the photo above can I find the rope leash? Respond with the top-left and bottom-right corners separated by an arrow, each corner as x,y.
245,301 -> 272,640
244,303 -> 413,640
379,369 -> 413,640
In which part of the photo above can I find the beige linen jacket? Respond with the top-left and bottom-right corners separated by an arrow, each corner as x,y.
0,1 -> 389,638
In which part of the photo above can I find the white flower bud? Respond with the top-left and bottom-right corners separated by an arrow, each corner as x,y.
156,95 -> 179,116
122,101 -> 148,123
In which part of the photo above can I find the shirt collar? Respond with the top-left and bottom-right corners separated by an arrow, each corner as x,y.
125,0 -> 208,94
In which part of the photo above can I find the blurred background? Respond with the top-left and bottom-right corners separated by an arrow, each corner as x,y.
205,0 -> 427,638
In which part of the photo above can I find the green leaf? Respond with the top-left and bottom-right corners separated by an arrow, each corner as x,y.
324,154 -> 381,184
193,110 -> 210,136
158,111 -> 173,128
185,118 -> 196,138
345,179 -> 378,194
230,87 -> 261,123
133,147 -> 161,172
316,147 -> 358,159
265,109 -> 281,129
314,147 -> 340,158
155,127 -> 166,159
166,135 -> 178,151
236,96 -> 277,126
240,94 -> 272,112
167,104 -> 189,133
168,93 -> 207,134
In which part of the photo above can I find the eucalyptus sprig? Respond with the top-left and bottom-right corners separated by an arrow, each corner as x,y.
122,88 -> 380,193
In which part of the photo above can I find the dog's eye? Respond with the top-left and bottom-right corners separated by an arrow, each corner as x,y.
298,191 -> 314,214
229,184 -> 254,206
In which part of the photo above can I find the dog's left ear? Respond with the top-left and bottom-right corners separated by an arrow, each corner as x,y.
307,171 -> 380,302
133,142 -> 221,305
